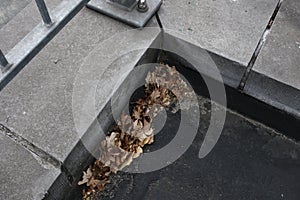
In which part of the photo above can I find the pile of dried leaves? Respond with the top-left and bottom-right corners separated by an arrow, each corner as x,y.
78,64 -> 196,199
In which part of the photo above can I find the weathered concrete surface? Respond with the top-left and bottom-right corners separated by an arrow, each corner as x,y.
0,0 -> 62,54
0,3 -> 160,163
0,0 -> 31,29
0,131 -> 60,200
158,0 -> 278,66
1,0 -> 299,198
252,0 -> 300,90
0,7 -> 137,162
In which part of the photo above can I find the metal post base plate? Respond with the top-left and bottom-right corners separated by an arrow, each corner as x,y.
87,0 -> 162,28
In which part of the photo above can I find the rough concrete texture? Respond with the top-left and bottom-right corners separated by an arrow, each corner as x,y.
0,0 -> 32,29
158,0 -> 278,66
252,0 -> 300,90
0,6 -> 129,162
0,0 -> 299,199
0,0 -> 62,54
0,4 -> 160,162
72,28 -> 160,141
0,130 -> 60,200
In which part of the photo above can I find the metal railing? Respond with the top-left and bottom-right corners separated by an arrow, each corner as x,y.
35,0 -> 53,26
0,0 -> 161,90
0,0 -> 89,90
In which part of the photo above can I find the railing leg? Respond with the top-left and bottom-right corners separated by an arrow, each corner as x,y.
0,50 -> 12,72
35,0 -> 53,26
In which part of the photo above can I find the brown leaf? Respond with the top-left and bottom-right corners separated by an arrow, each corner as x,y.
81,64 -> 197,198
78,167 -> 92,185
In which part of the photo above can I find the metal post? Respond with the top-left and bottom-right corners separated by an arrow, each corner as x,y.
35,0 -> 53,26
0,50 -> 9,69
0,0 -> 89,90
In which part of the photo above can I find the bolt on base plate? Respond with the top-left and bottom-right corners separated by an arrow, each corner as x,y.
87,0 -> 162,28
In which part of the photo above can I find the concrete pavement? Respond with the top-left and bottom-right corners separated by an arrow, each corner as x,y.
252,0 -> 300,90
0,0 -> 32,29
0,0 -> 299,199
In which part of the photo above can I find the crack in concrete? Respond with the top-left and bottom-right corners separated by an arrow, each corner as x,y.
238,0 -> 284,91
0,123 -> 62,169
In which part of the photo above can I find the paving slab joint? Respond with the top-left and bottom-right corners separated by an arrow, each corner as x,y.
155,12 -> 163,29
238,0 -> 284,91
0,123 -> 77,185
0,123 -> 62,169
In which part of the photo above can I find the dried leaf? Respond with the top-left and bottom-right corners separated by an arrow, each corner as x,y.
78,167 -> 92,185
80,64 -> 196,199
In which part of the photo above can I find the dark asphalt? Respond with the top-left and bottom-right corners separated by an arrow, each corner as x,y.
91,97 -> 300,200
